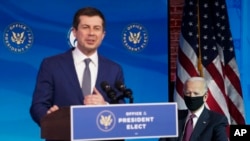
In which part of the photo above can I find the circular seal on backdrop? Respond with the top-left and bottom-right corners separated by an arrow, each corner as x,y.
122,23 -> 149,52
67,27 -> 77,48
96,110 -> 116,132
3,22 -> 34,53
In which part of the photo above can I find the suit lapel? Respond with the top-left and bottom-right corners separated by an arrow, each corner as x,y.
190,108 -> 210,140
96,55 -> 110,87
59,48 -> 83,99
96,55 -> 103,87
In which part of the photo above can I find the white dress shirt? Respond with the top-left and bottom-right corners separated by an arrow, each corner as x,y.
187,105 -> 205,128
72,47 -> 98,94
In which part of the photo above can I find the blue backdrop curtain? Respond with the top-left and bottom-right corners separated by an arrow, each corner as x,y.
227,0 -> 250,124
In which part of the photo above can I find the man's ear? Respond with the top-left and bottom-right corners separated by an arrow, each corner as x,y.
203,93 -> 208,101
101,31 -> 106,40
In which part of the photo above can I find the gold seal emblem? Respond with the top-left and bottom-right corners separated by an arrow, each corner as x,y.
3,22 -> 34,53
122,23 -> 149,52
96,110 -> 116,132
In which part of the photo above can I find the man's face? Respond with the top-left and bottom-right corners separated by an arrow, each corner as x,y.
73,15 -> 105,55
184,80 -> 207,98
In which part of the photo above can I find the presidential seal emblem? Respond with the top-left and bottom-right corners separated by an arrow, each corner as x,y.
3,22 -> 34,53
122,23 -> 149,52
67,27 -> 77,48
96,110 -> 116,132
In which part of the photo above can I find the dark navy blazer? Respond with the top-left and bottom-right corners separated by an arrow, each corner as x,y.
30,48 -> 124,125
159,107 -> 229,141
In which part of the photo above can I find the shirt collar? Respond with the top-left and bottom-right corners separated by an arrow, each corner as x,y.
188,104 -> 205,118
73,47 -> 98,66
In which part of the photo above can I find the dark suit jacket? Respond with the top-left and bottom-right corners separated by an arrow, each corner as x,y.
30,48 -> 125,126
159,108 -> 229,141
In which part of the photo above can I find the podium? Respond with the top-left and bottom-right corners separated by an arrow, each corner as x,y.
40,103 -> 178,141
40,107 -> 71,140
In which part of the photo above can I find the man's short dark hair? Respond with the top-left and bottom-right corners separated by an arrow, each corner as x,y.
72,7 -> 106,30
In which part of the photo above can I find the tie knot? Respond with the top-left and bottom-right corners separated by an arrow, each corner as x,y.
84,58 -> 91,65
189,114 -> 196,119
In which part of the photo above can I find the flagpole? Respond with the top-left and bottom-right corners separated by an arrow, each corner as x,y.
197,0 -> 203,77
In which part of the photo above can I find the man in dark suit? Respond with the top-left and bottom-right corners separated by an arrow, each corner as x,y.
30,7 -> 125,141
160,77 -> 229,141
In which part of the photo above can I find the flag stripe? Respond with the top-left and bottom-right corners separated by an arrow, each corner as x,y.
225,64 -> 242,95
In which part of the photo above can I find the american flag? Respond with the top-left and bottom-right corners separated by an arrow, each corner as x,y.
174,0 -> 245,124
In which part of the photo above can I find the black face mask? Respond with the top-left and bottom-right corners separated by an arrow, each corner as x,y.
184,95 -> 204,111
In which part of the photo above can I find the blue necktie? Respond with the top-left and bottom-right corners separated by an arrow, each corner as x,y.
82,58 -> 91,96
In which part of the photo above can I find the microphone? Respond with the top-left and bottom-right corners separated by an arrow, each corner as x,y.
100,81 -> 117,104
115,81 -> 126,92
115,81 -> 133,103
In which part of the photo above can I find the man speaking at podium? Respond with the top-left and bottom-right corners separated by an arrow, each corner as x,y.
30,7 -> 125,141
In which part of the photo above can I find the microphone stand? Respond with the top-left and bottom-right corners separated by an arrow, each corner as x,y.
100,81 -> 118,104
116,89 -> 133,104
129,97 -> 134,104
107,90 -> 118,104
124,89 -> 133,104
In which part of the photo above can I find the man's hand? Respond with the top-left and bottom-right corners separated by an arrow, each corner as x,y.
83,87 -> 106,105
47,105 -> 59,114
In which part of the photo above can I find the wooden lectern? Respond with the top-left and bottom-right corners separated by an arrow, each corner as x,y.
40,107 -> 70,141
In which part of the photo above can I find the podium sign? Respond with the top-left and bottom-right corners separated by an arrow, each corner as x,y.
70,103 -> 178,141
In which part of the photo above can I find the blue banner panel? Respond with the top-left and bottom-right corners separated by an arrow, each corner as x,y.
71,103 -> 177,140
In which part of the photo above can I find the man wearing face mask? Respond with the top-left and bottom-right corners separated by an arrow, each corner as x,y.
159,77 -> 229,141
